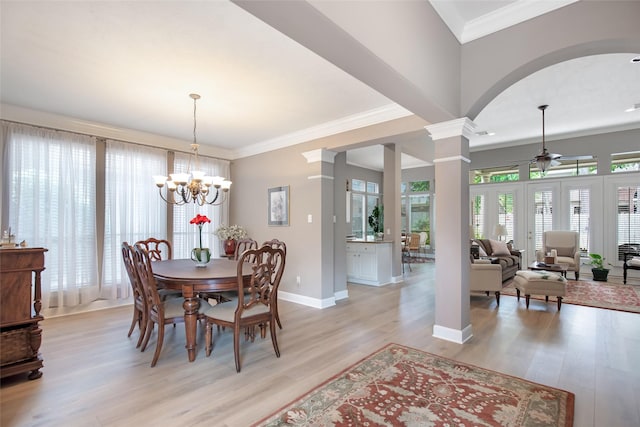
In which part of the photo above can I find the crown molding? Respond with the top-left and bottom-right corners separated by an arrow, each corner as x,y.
302,149 -> 337,164
233,103 -> 412,159
425,117 -> 476,141
430,0 -> 578,44
462,0 -> 578,43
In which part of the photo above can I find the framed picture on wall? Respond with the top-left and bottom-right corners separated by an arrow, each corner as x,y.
268,186 -> 289,226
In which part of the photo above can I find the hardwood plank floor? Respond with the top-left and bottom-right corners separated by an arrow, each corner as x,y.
2,263 -> 639,426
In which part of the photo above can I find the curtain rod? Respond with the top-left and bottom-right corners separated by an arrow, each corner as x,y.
0,119 -> 232,163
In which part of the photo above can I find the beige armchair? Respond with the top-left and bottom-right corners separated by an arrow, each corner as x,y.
470,260 -> 504,306
536,231 -> 580,280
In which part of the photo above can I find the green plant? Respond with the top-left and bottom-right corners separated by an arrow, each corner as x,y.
588,253 -> 612,270
368,205 -> 383,233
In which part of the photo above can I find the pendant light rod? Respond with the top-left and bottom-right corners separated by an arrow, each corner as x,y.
538,104 -> 548,154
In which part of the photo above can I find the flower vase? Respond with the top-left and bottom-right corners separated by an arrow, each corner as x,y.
191,247 -> 211,267
224,239 -> 236,257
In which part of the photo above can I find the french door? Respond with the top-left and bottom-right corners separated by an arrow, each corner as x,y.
526,182 -> 560,264
525,178 -> 602,266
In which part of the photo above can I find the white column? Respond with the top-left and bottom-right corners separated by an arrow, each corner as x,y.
425,118 -> 476,344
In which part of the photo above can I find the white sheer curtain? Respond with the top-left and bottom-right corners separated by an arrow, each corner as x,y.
101,140 -> 168,300
2,122 -> 98,309
172,152 -> 230,259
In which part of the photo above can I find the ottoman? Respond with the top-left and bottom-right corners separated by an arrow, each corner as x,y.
513,270 -> 567,311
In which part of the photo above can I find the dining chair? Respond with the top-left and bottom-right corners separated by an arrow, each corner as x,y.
204,245 -> 286,373
208,238 -> 259,305
261,239 -> 286,329
132,244 -> 212,367
408,233 -> 421,257
234,238 -> 258,261
135,237 -> 182,300
121,242 -> 147,348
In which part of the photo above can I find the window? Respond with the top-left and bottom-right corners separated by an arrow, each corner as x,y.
471,195 -> 485,239
569,188 -> 590,254
3,122 -> 98,309
172,152 -> 229,259
470,165 -> 519,184
530,158 -> 597,179
617,185 -> 640,260
351,193 -> 365,238
611,151 -> 640,173
401,181 -> 431,245
102,140 -> 168,299
350,179 -> 380,239
533,190 -> 553,250
497,192 -> 514,242
2,120 -> 232,310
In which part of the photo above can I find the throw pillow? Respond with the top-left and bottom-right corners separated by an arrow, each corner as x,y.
478,245 -> 487,257
489,239 -> 510,256
472,240 -> 488,257
554,246 -> 575,257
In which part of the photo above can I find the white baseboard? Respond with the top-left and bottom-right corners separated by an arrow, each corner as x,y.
432,324 -> 473,344
278,290 -> 336,309
334,289 -> 349,301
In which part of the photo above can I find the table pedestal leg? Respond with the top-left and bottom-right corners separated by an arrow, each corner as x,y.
182,284 -> 200,362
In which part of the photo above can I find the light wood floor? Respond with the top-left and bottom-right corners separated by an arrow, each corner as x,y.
2,263 -> 639,426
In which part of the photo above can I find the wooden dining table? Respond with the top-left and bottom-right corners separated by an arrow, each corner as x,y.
152,258 -> 252,362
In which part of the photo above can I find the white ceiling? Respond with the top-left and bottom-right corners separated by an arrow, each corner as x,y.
1,1 -> 639,171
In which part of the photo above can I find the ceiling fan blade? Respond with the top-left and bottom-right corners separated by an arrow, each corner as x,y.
549,152 -> 562,160
550,159 -> 562,167
559,155 -> 593,161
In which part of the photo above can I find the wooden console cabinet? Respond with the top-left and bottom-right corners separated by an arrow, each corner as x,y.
0,248 -> 47,380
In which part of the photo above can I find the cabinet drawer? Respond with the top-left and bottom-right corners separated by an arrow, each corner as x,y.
0,327 -> 35,366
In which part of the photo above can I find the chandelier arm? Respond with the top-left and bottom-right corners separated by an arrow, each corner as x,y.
158,188 -> 185,206
206,189 -> 229,206
179,187 -> 191,204
171,188 -> 186,205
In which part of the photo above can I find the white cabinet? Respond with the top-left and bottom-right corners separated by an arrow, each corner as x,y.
346,242 -> 392,286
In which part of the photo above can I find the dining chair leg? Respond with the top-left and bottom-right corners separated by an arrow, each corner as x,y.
136,311 -> 148,349
127,309 -> 139,338
273,299 -> 283,329
150,324 -> 164,367
233,325 -> 242,373
205,322 -> 213,357
270,320 -> 280,358
140,320 -> 154,352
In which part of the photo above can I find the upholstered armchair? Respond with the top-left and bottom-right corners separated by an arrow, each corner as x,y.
470,260 -> 504,306
536,231 -> 581,280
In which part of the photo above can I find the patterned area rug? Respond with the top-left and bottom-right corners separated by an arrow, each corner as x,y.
254,343 -> 574,427
502,279 -> 640,313
405,256 -> 434,264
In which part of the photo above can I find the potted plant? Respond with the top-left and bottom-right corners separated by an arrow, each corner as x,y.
588,253 -> 612,282
190,214 -> 212,267
214,224 -> 248,256
368,205 -> 384,240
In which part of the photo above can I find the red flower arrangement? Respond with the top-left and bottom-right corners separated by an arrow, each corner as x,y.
190,214 -> 211,249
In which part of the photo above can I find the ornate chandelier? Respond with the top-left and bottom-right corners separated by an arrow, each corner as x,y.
153,93 -> 231,206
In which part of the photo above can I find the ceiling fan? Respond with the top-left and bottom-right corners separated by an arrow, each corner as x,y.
530,104 -> 592,173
